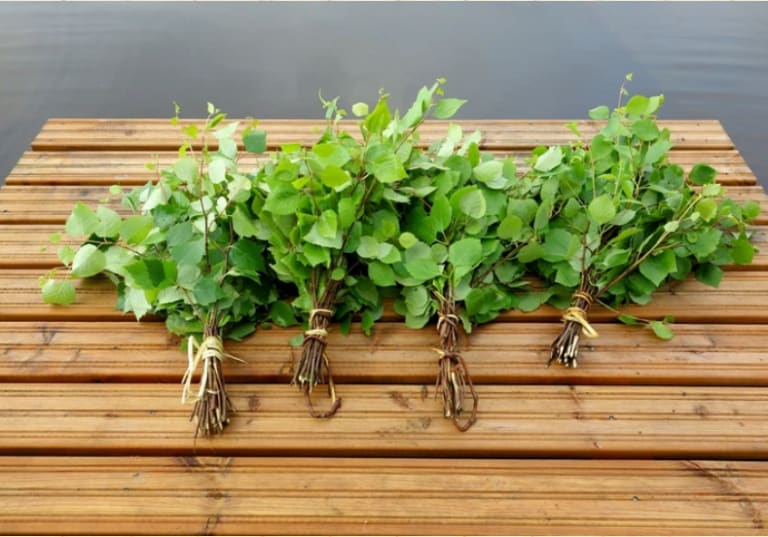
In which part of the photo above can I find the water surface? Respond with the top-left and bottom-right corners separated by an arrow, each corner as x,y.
0,2 -> 766,185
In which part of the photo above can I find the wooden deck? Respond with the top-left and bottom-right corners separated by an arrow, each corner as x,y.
0,119 -> 766,535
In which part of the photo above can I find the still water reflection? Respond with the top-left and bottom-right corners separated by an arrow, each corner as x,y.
0,2 -> 766,185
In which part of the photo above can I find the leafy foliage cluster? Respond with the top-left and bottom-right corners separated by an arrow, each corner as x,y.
42,77 -> 760,434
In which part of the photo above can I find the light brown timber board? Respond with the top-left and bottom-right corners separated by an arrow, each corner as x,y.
1,383 -> 767,458
0,457 -> 766,535
3,269 -> 767,323
6,149 -> 757,187
0,321 -> 766,386
0,117 -> 766,535
31,119 -> 735,151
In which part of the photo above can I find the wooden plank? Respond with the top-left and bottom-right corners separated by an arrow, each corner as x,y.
0,184 -> 129,224
1,383 -> 767,458
30,119 -> 735,151
6,149 -> 756,187
3,269 -> 768,323
1,321 -> 767,386
0,457 -> 765,535
0,184 -> 765,225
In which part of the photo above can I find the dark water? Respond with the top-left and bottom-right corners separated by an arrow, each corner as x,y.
1,2 -> 766,186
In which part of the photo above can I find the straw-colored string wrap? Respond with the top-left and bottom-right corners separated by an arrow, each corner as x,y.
436,312 -> 460,330
561,291 -> 599,338
309,308 -> 333,326
181,335 -> 245,404
304,328 -> 329,338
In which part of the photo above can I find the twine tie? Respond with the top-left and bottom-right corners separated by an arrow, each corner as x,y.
181,335 -> 244,404
561,291 -> 599,338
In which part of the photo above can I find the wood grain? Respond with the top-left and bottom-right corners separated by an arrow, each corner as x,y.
0,321 -> 766,386
31,118 -> 735,151
0,457 -> 765,535
1,383 -> 767,458
0,117 -> 765,535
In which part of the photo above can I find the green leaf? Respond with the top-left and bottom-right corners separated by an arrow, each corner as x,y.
320,165 -> 351,188
541,229 -> 575,262
176,264 -> 201,289
701,183 -> 723,198
368,261 -> 396,287
631,118 -> 660,141
166,222 -> 195,247
173,157 -> 197,183
58,245 -> 76,266
695,263 -> 723,287
431,195 -> 452,233
689,163 -> 717,185
41,279 -> 76,305
498,214 -> 523,241
731,238 -> 755,265
230,238 -> 266,275
432,98 -> 467,119
170,238 -> 204,266
125,258 -> 177,291
356,236 -> 380,259
303,243 -> 331,267
448,238 -> 483,268
71,244 -> 106,278
338,197 -> 357,229
644,140 -> 672,165
456,187 -> 486,219
403,259 -> 442,281
638,249 -> 677,286
312,142 -> 351,168
689,228 -> 722,260
588,194 -> 616,226
269,301 -> 298,327
742,200 -> 761,221
208,158 -> 227,184
617,314 -> 640,326
351,102 -> 369,117
364,96 -> 392,134
65,202 -> 99,237
518,242 -> 545,263
317,210 -> 338,239
403,285 -> 429,314
122,287 -> 151,320
233,205 -> 259,238
649,320 -> 674,341
588,105 -> 610,120
473,160 -> 505,188
227,322 -> 256,341
243,129 -> 267,153
664,221 -> 680,233
625,95 -> 649,117
533,146 -> 563,172
193,277 -> 221,306
515,291 -> 551,313
95,206 -> 121,238
696,198 -> 717,222
399,232 -> 419,249
264,183 -> 302,216
304,224 -> 343,249
119,215 -> 154,244
366,145 -> 406,184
